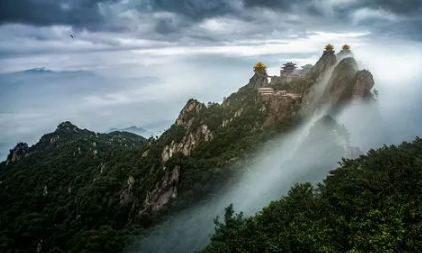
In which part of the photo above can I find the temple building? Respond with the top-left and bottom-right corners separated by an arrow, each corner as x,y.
324,44 -> 335,52
282,62 -> 297,71
280,62 -> 300,77
254,62 -> 267,71
258,87 -> 275,96
338,44 -> 353,59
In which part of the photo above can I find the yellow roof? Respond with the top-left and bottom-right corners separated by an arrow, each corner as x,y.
324,44 -> 334,51
254,62 -> 266,69
342,44 -> 351,50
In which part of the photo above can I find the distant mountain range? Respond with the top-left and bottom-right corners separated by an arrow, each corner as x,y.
2,67 -> 98,79
109,126 -> 150,137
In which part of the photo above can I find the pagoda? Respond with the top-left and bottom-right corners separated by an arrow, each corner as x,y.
282,62 -> 297,71
253,62 -> 267,71
280,62 -> 300,77
324,44 -> 335,52
337,43 -> 353,59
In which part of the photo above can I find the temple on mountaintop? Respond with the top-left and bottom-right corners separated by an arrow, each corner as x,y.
253,62 -> 267,71
280,62 -> 300,77
324,44 -> 335,54
342,44 -> 350,50
251,43 -> 351,97
337,44 -> 353,59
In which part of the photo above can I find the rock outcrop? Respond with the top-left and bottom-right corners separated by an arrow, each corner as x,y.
142,166 -> 181,213
352,70 -> 374,99
249,69 -> 269,89
306,51 -> 337,81
6,142 -> 29,164
161,100 -> 213,164
258,95 -> 301,126
303,55 -> 375,115
321,57 -> 359,109
175,99 -> 205,126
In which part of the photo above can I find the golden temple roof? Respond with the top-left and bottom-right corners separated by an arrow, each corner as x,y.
254,62 -> 267,70
324,44 -> 335,51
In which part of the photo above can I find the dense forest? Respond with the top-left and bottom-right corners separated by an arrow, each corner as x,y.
200,137 -> 422,253
0,124 -> 148,253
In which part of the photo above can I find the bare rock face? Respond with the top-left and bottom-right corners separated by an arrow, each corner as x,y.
249,69 -> 269,89
258,95 -> 300,126
6,142 -> 29,164
322,57 -> 359,108
161,124 -> 213,164
161,99 -> 214,164
175,99 -> 205,126
307,51 -> 337,81
304,56 -> 376,116
49,135 -> 60,144
120,175 -> 136,204
142,166 -> 181,213
352,70 -> 374,99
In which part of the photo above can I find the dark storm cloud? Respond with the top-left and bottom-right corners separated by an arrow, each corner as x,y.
242,0 -> 308,9
352,0 -> 422,15
1,0 -> 422,47
0,0 -> 121,31
145,0 -> 238,21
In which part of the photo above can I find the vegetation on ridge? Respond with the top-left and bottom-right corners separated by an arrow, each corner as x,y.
199,137 -> 422,253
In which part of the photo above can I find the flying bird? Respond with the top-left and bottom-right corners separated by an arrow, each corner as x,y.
70,34 -> 74,39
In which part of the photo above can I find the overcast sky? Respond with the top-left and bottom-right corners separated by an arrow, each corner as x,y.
1,0 -> 422,159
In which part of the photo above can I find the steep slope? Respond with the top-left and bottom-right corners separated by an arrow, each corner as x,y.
199,137 -> 422,253
302,53 -> 375,116
306,50 -> 337,82
248,68 -> 269,89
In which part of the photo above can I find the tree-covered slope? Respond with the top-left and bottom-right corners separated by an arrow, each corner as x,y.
199,137 -> 422,253
0,122 -> 147,253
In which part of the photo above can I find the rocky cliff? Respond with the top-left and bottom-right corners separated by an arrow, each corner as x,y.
249,69 -> 269,89
302,50 -> 375,116
306,51 -> 337,82
6,142 -> 29,165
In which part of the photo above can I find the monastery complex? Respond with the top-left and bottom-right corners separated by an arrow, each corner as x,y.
253,43 -> 351,99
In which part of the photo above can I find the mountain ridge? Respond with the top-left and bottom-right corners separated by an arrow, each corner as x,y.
0,44 -> 380,253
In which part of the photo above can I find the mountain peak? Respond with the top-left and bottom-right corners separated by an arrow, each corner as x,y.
56,121 -> 79,131
24,67 -> 53,73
